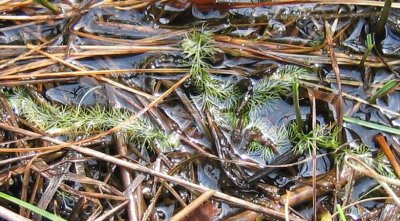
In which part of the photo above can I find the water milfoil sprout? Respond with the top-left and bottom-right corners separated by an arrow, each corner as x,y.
341,146 -> 397,178
182,30 -> 233,109
335,144 -> 369,164
248,141 -> 275,161
8,88 -> 179,151
246,117 -> 290,160
375,150 -> 397,178
289,122 -> 340,155
182,31 -> 308,160
250,79 -> 291,113
273,65 -> 311,84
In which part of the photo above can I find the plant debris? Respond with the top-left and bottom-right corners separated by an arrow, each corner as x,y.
0,1 -> 400,221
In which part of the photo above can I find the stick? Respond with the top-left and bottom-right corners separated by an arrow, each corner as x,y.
170,190 -> 215,221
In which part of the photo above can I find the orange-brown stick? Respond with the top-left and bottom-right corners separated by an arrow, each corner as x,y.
375,134 -> 400,179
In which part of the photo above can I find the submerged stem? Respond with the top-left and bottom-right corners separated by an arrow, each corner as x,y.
293,78 -> 303,132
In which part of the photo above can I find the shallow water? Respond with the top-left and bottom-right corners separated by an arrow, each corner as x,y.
1,1 -> 400,220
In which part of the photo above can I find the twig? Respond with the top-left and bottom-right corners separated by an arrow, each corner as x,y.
0,205 -> 31,221
93,201 -> 129,221
280,166 -> 357,207
301,81 -> 400,117
344,155 -> 400,206
331,197 -> 390,219
375,134 -> 400,179
193,0 -> 400,9
309,89 -> 317,221
115,135 -> 141,221
0,11 -> 79,20
0,68 -> 190,79
285,191 -> 291,221
170,190 -> 215,221
0,122 -> 304,221
325,21 -> 343,133
25,44 -> 156,100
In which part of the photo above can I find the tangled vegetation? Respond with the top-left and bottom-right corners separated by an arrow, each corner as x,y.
8,88 -> 179,151
1,1 -> 400,221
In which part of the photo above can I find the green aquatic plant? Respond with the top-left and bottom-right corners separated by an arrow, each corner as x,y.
36,0 -> 61,14
273,65 -> 312,131
0,191 -> 66,221
182,31 -> 310,160
309,38 -> 324,47
8,88 -> 179,151
360,34 -> 374,66
375,150 -> 396,178
337,204 -> 348,221
336,145 -> 396,178
288,122 -> 340,155
276,65 -> 311,131
279,65 -> 341,155
343,116 -> 400,136
335,144 -> 369,163
246,119 -> 290,160
292,76 -> 303,131
182,30 -> 233,109
248,141 -> 275,161
273,65 -> 311,83
368,79 -> 398,104
250,79 -> 290,112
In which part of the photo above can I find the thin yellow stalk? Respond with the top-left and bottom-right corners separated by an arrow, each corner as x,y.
0,68 -> 189,79
300,81 -> 400,117
344,155 -> 400,206
0,10 -> 78,20
0,122 -> 304,221
26,44 -> 156,99
0,41 -> 51,70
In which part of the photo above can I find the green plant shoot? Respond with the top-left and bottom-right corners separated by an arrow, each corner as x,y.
368,79 -> 398,104
0,191 -> 66,221
344,116 -> 400,136
36,0 -> 61,14
337,204 -> 348,221
360,34 -> 374,66
8,89 -> 179,151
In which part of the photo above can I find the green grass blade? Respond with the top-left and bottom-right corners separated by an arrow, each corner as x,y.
360,34 -> 374,66
368,79 -> 399,104
344,116 -> 400,136
337,204 -> 347,221
0,192 -> 66,221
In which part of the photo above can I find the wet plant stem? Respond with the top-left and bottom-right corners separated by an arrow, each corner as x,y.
0,122 -> 304,221
375,134 -> 400,179
337,204 -> 348,221
8,89 -> 180,151
375,0 -> 392,40
325,21 -> 343,134
293,78 -> 303,131
360,34 -> 374,66
35,0 -> 61,14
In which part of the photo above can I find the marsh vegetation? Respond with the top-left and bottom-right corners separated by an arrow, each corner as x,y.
0,0 -> 400,220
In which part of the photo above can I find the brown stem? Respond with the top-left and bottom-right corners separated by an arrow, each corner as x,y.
0,122 -> 305,221
375,134 -> 400,179
280,167 -> 359,207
